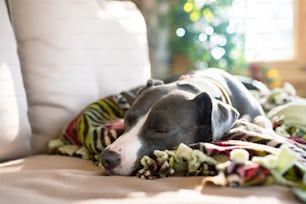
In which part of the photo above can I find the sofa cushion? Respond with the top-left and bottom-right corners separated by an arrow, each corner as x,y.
0,0 -> 32,160
7,0 -> 151,153
0,155 -> 301,204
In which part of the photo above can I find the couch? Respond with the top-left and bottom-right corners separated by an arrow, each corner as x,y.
0,0 -> 302,203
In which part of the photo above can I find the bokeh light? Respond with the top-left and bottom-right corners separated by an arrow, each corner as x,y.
190,10 -> 200,21
199,33 -> 208,42
205,26 -> 214,35
183,2 -> 194,12
176,27 -> 186,37
211,47 -> 225,60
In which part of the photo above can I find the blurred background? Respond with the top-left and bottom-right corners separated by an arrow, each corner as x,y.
131,0 -> 306,97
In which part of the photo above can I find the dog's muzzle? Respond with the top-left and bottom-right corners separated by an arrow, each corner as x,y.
101,149 -> 121,172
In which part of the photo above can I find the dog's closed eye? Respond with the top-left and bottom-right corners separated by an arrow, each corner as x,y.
146,117 -> 171,134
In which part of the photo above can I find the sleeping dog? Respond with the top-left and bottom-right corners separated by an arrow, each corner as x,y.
101,68 -> 267,176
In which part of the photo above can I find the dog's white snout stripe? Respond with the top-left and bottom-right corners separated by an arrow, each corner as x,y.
105,112 -> 150,175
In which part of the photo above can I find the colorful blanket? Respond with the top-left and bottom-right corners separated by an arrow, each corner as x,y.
48,83 -> 306,202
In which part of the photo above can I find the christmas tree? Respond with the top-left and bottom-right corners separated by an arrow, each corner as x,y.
165,0 -> 246,74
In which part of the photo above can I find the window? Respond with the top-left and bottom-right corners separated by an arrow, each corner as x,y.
232,0 -> 294,62
134,0 -> 305,96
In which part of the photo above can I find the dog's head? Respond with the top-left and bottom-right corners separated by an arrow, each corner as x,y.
101,80 -> 239,176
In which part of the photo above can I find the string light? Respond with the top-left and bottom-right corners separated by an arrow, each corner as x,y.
203,8 -> 214,22
199,33 -> 208,42
205,26 -> 214,35
176,27 -> 186,37
183,2 -> 194,12
211,47 -> 225,60
190,11 -> 200,21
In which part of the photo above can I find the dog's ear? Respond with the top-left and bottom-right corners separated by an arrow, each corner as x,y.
193,92 -> 239,141
137,79 -> 164,95
211,100 -> 239,141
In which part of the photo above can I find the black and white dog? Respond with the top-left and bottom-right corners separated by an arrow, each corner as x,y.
101,68 -> 267,176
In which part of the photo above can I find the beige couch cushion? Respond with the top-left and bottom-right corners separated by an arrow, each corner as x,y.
7,0 -> 151,153
0,0 -> 32,160
0,155 -> 300,204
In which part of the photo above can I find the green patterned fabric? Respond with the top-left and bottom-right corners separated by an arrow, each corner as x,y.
137,121 -> 306,184
48,94 -> 129,162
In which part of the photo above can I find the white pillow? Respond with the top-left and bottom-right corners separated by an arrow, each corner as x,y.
8,0 -> 151,153
0,0 -> 32,160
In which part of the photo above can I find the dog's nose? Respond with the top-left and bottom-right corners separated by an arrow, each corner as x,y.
101,149 -> 121,170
